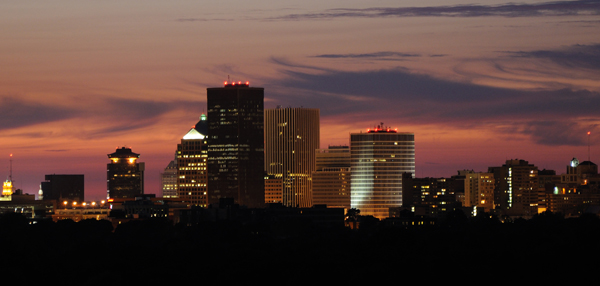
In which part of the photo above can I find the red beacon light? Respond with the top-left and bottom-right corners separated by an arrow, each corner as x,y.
223,80 -> 251,87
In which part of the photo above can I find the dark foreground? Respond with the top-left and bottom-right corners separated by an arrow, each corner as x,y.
2,211 -> 598,285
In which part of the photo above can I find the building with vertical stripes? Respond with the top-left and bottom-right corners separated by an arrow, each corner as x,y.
350,124 -> 414,219
265,107 -> 320,208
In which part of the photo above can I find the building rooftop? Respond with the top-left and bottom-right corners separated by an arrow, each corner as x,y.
108,147 -> 140,159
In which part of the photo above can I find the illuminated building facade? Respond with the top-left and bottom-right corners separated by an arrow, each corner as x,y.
463,171 -> 495,212
350,124 -> 415,219
2,180 -> 12,197
312,146 -> 351,210
265,107 -> 320,207
107,147 -> 145,199
206,81 -> 265,208
177,115 -> 209,207
488,159 -> 538,218
41,174 -> 84,202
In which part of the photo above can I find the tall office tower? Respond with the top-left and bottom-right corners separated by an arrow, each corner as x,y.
207,81 -> 264,208
312,146 -> 351,209
463,171 -> 495,212
177,115 -> 209,207
41,174 -> 84,202
265,107 -> 320,207
161,154 -> 178,199
107,147 -> 145,199
488,159 -> 539,218
350,123 -> 415,219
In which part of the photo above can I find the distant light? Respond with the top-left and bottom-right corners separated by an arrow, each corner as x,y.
588,131 -> 591,135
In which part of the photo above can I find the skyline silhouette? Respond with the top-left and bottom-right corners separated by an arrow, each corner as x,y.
1,0 -> 599,199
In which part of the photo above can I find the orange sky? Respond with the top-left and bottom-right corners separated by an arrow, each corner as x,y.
1,1 -> 600,200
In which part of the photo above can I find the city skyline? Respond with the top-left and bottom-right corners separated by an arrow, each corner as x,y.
1,0 -> 599,200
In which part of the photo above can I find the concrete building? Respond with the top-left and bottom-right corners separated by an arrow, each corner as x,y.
350,123 -> 415,219
206,81 -> 264,208
463,171 -> 495,212
107,147 -> 144,199
265,107 -> 320,207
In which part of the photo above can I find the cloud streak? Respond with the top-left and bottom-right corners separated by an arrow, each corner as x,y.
314,52 -> 421,60
270,0 -> 600,20
506,43 -> 600,71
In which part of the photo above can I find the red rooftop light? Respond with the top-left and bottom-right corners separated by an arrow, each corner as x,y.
223,81 -> 250,87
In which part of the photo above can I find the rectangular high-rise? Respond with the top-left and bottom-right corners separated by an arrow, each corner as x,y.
265,107 -> 320,207
207,81 -> 264,208
488,159 -> 538,218
350,124 -> 415,219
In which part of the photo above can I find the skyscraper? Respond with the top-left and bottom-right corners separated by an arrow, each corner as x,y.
177,114 -> 209,207
206,81 -> 264,208
107,147 -> 144,199
350,123 -> 415,219
265,107 -> 320,207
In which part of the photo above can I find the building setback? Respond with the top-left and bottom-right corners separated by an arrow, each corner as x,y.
206,81 -> 265,208
265,107 -> 320,207
107,147 -> 144,199
350,123 -> 415,219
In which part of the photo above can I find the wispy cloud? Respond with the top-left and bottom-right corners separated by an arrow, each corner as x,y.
0,96 -> 201,138
506,43 -> 600,71
0,97 -> 76,130
270,0 -> 600,20
314,52 -> 421,59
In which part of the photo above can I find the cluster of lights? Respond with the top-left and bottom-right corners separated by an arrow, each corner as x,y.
367,127 -> 398,133
224,81 -> 250,87
62,200 -> 107,208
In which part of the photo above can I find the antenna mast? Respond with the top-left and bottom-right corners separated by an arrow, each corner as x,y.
9,154 -> 12,182
588,131 -> 591,162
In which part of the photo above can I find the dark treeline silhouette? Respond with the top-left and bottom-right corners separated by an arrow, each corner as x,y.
2,210 -> 598,285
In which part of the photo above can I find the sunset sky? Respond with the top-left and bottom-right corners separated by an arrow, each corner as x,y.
2,0 -> 600,200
